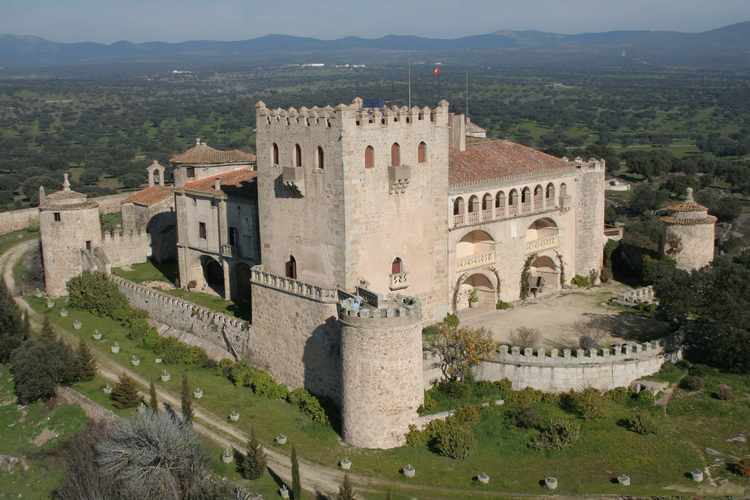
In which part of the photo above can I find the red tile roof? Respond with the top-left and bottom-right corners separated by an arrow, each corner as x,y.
450,139 -> 573,187
124,186 -> 173,206
170,141 -> 256,165
183,168 -> 257,195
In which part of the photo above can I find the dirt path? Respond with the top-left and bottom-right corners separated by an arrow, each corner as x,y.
2,239 -> 531,500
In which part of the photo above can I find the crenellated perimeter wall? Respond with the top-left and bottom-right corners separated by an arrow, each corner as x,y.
473,340 -> 680,392
111,275 -> 251,358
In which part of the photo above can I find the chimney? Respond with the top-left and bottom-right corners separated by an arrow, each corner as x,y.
38,185 -> 46,205
62,173 -> 71,192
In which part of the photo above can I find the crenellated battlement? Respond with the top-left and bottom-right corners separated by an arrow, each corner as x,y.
102,228 -> 150,244
489,339 -> 672,366
256,98 -> 449,131
566,156 -> 606,172
250,265 -> 339,303
339,295 -> 421,321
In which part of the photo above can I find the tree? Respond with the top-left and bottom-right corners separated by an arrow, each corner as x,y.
0,279 -> 23,362
9,339 -> 61,403
428,319 -> 496,382
149,380 -> 159,413
75,340 -> 97,381
111,373 -> 140,409
180,373 -> 193,425
337,474 -> 356,500
22,312 -> 31,341
291,445 -> 301,500
239,426 -> 266,480
40,315 -> 56,342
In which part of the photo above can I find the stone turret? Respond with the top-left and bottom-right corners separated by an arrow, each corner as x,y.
659,188 -> 716,271
338,294 -> 424,448
39,174 -> 104,296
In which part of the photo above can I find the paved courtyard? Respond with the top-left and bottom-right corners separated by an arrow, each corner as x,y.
457,282 -> 670,349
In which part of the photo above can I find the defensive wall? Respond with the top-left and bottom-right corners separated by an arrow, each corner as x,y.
473,339 -> 679,392
101,229 -> 151,268
111,275 -> 251,358
0,191 -> 132,236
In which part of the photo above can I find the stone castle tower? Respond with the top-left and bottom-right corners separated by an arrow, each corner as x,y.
39,174 -> 103,296
254,98 -> 450,321
659,187 -> 716,271
572,158 -> 607,281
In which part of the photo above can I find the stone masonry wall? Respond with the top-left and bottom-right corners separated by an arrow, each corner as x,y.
573,159 -> 606,280
111,276 -> 251,357
101,230 -> 151,268
473,340 -> 679,392
666,222 -> 715,271
249,267 -> 341,400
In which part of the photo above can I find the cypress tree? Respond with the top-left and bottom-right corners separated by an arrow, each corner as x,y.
40,316 -> 56,342
0,280 -> 23,362
111,373 -> 140,409
149,380 -> 159,413
337,474 -> 355,500
22,312 -> 31,341
239,426 -> 266,480
75,340 -> 97,381
180,373 -> 193,424
291,445 -> 301,500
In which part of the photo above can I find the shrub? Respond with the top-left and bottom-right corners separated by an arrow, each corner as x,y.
494,379 -> 512,396
249,370 -> 288,400
560,388 -> 605,420
111,373 -> 141,409
509,405 -> 545,430
679,375 -> 704,391
437,380 -> 470,400
150,335 -> 209,367
633,389 -> 656,405
67,272 -> 128,317
578,335 -> 598,350
75,340 -> 97,382
687,364 -> 710,377
239,427 -> 266,480
507,387 -> 544,407
531,417 -> 581,450
288,388 -> 329,425
606,387 -> 630,404
571,275 -> 591,288
453,405 -> 481,426
405,424 -> 430,448
509,327 -> 542,348
717,384 -> 734,401
496,300 -> 513,310
9,340 -> 61,404
0,280 -> 24,363
433,419 -> 475,460
418,391 -> 437,415
621,411 -> 658,435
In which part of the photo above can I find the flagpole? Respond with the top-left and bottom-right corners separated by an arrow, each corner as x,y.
408,62 -> 412,108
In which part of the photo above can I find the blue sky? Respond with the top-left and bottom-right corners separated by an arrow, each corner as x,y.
2,0 -> 749,42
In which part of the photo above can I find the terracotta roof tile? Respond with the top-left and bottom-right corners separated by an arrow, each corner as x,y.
183,168 -> 257,195
124,186 -> 173,207
450,139 -> 573,187
171,141 -> 256,165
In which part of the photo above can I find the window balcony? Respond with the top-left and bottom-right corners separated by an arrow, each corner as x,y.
282,166 -> 305,195
467,211 -> 480,225
220,244 -> 234,258
389,272 -> 409,290
456,252 -> 495,272
482,209 -> 493,221
526,234 -> 559,253
389,164 -> 411,194
453,214 -> 465,227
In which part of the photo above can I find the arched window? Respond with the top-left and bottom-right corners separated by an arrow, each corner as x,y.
316,146 -> 325,170
272,143 -> 279,166
521,187 -> 531,204
285,255 -> 297,280
560,183 -> 568,197
482,193 -> 493,211
495,191 -> 506,209
509,189 -> 518,206
546,183 -> 555,200
391,143 -> 401,167
364,146 -> 375,169
391,257 -> 403,275
468,195 -> 479,213
418,141 -> 427,163
453,197 -> 464,215
294,144 -> 302,167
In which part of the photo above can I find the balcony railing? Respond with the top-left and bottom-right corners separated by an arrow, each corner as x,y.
453,214 -> 465,227
526,235 -> 559,253
482,209 -> 493,221
452,201 -> 559,228
456,252 -> 496,272
467,211 -> 480,225
220,244 -> 234,258
389,272 -> 408,291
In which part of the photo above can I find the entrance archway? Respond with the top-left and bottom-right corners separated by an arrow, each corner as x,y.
528,254 -> 560,295
454,271 -> 497,311
200,256 -> 225,296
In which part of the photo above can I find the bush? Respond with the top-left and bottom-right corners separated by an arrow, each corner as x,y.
606,387 -> 630,404
717,384 -> 734,401
679,375 -> 704,391
239,427 -> 267,480
111,373 -> 141,409
433,419 -> 475,460
496,300 -> 513,310
509,405 -> 545,430
418,391 -> 437,415
507,387 -> 544,407
437,380 -> 470,400
571,275 -> 591,288
288,388 -> 329,425
632,389 -> 656,405
249,370 -> 288,400
148,334 -> 209,367
453,405 -> 481,426
560,388 -> 605,420
9,340 -> 61,404
621,411 -> 659,435
531,418 -> 581,450
405,424 -> 431,448
509,327 -> 542,348
687,364 -> 710,377
67,272 -> 128,317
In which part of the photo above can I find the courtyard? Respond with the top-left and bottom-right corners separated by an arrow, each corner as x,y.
458,282 -> 670,348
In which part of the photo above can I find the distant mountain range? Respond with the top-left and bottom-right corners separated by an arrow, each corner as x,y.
1,21 -> 749,69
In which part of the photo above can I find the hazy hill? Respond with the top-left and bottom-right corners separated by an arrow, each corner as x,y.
1,21 -> 749,69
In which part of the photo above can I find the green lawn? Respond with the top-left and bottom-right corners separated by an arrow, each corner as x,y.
0,228 -> 38,257
26,294 -> 750,497
0,365 -> 88,500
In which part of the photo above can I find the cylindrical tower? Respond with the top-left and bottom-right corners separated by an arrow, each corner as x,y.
659,188 -> 716,271
339,296 -> 424,449
39,174 -> 102,296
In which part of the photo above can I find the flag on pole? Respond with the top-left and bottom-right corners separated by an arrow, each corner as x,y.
432,66 -> 442,78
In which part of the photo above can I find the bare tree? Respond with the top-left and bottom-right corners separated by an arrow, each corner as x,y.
509,327 -> 543,349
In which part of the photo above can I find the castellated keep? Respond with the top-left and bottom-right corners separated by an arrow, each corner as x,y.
39,98 -> 704,449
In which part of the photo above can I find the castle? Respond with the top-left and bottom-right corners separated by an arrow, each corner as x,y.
38,98 -> 708,449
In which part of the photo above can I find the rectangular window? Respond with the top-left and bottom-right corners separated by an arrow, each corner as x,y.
198,222 -> 207,239
229,227 -> 238,246
53,212 -> 61,222
186,167 -> 195,178
85,240 -> 92,250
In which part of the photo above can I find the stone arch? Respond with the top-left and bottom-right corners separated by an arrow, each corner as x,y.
521,187 -> 532,212
509,189 -> 519,213
453,197 -> 464,215
391,257 -> 403,274
534,184 -> 544,208
294,144 -> 302,167
316,146 -> 325,170
364,145 -> 375,169
468,195 -> 480,214
546,182 -> 555,202
526,217 -> 559,244
272,143 -> 279,166
453,270 -> 498,311
391,142 -> 401,167
481,193 -> 493,211
285,255 -> 297,279
418,141 -> 427,163
199,255 -> 225,296
528,253 -> 560,294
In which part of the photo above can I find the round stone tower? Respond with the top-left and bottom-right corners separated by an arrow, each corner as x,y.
39,174 -> 103,296
339,296 -> 424,449
659,187 -> 716,271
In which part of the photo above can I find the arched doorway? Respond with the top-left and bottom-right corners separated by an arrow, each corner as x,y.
528,254 -> 560,296
233,262 -> 252,305
456,229 -> 495,273
200,256 -> 225,296
455,272 -> 496,311
285,255 -> 297,279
